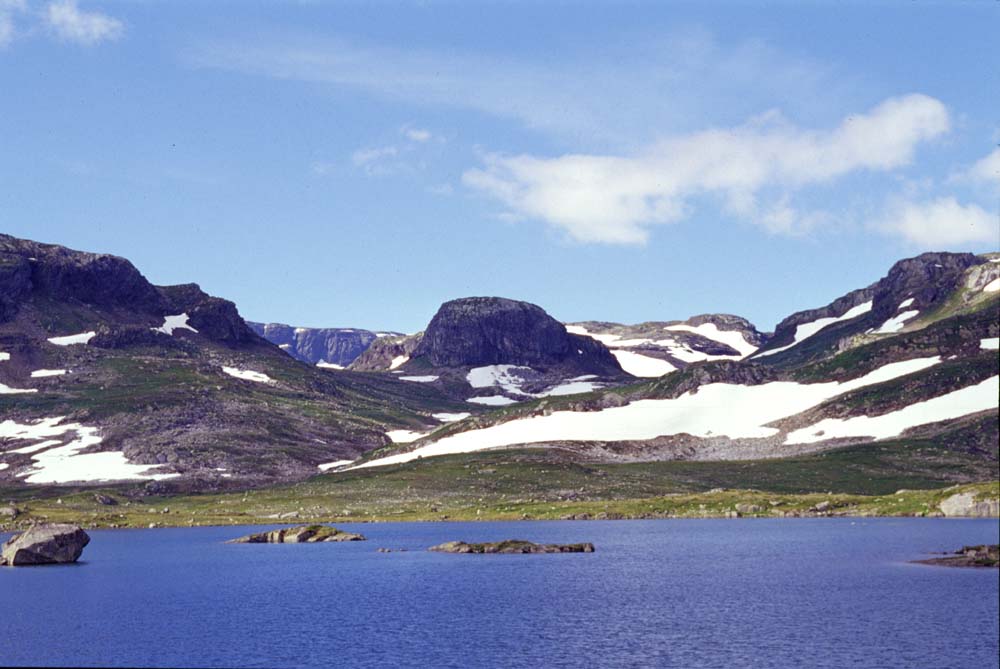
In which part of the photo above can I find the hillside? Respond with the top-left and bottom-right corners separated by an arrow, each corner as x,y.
0,235 -> 467,491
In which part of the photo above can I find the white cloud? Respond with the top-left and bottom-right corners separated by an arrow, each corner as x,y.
351,145 -> 401,176
879,196 -> 998,248
45,0 -> 123,46
961,147 -> 1000,188
402,126 -> 432,143
462,94 -> 950,244
0,0 -> 26,47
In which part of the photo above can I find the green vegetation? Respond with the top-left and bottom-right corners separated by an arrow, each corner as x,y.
3,442 -> 996,529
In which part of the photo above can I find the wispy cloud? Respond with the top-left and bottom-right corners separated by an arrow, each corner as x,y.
462,95 -> 951,244
187,30 -> 844,146
957,147 -> 1000,189
44,0 -> 122,46
402,126 -> 432,143
0,0 -> 27,47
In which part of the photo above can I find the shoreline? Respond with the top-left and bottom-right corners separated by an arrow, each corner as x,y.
2,481 -> 997,531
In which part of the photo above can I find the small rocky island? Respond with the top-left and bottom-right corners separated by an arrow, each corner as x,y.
429,539 -> 595,554
914,545 -> 999,568
1,523 -> 91,566
227,525 -> 366,543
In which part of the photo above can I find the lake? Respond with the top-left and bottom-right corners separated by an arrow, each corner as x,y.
2,519 -> 998,668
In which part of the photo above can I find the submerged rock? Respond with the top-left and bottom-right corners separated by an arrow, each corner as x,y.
1,523 -> 90,566
428,539 -> 595,554
914,545 -> 999,568
227,525 -> 366,544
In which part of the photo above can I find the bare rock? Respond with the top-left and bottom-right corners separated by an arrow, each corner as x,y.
429,539 -> 594,554
1,523 -> 90,566
227,525 -> 366,544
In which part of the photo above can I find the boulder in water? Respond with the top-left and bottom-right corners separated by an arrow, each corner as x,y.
1,523 -> 90,566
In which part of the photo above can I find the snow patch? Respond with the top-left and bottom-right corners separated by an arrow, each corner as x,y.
316,361 -> 345,370
433,412 -> 471,423
30,369 -> 68,378
0,417 -> 178,484
0,382 -> 36,394
222,367 -> 273,383
47,331 -> 95,346
0,352 -> 9,362
389,355 -> 409,370
538,380 -> 604,396
611,350 -> 676,378
467,395 -> 519,406
786,376 -> 999,444
873,310 -> 919,334
353,356 -> 942,469
400,375 -> 439,383
981,338 -> 999,350
386,429 -> 427,443
318,460 -> 354,472
466,365 -> 534,392
897,298 -> 915,309
662,323 -> 758,358
152,313 -> 198,336
756,301 -> 873,358
983,278 -> 1000,293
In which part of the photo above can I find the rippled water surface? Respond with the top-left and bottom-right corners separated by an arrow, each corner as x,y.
2,519 -> 998,668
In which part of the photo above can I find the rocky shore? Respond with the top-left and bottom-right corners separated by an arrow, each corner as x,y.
914,544 -> 999,568
429,539 -> 594,554
227,525 -> 366,543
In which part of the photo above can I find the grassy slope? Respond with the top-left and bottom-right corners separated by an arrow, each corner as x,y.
4,425 -> 997,528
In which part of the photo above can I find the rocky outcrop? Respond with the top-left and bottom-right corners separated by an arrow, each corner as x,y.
250,323 -> 396,366
428,539 -> 595,554
158,284 -> 260,346
939,491 -> 1000,517
757,252 -> 985,364
227,525 -> 366,543
914,544 -> 999,568
1,523 -> 90,566
412,297 -> 622,375
349,333 -> 422,371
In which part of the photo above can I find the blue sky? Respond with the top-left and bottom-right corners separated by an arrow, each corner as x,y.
2,1 -> 998,333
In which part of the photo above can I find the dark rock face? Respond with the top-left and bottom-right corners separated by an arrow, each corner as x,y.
158,284 -> 259,346
759,252 -> 985,362
227,525 -> 366,543
413,297 -> 623,374
1,234 -> 167,322
429,539 -> 595,554
1,523 -> 90,566
250,322 -> 393,366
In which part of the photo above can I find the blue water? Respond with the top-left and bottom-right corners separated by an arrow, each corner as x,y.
2,519 -> 998,668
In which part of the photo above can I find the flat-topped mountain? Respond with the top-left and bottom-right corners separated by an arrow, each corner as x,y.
414,297 -> 623,374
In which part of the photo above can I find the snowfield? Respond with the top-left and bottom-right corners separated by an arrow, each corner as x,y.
386,429 -> 427,443
317,459 -> 354,472
0,417 -> 179,484
433,412 -> 471,423
352,356 -> 947,469
389,355 -> 410,370
984,278 -> 1000,292
756,301 -> 873,358
152,313 -> 198,336
611,350 -> 676,377
874,310 -> 919,334
467,395 -> 518,406
400,375 -> 439,383
785,376 -> 999,444
316,361 -> 345,370
47,331 -> 96,346
30,369 -> 68,378
662,323 -> 758,358
0,382 -> 37,394
222,367 -> 274,383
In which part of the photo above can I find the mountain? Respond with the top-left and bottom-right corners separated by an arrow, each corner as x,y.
350,297 -> 629,407
351,252 -> 999,478
566,314 -> 766,377
0,234 -> 466,492
248,322 -> 400,368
